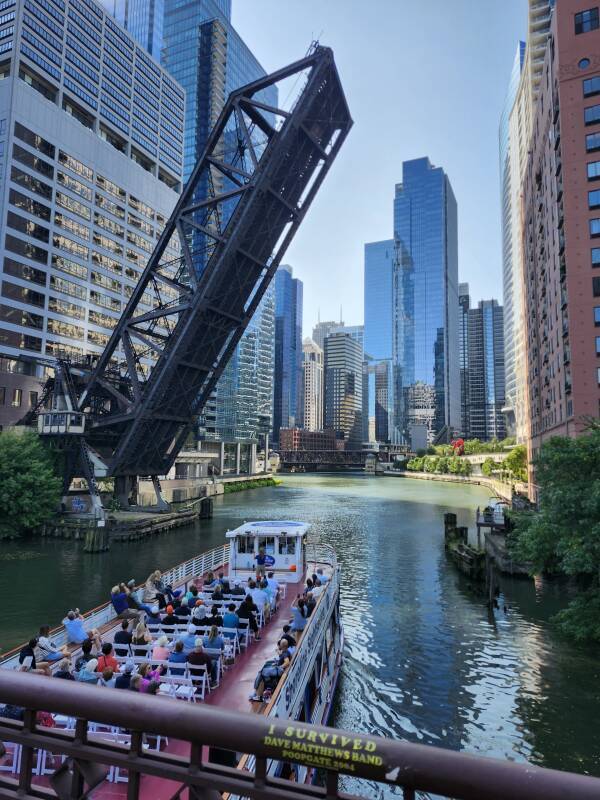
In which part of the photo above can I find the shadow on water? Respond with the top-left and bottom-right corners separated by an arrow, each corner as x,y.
1,473 -> 599,793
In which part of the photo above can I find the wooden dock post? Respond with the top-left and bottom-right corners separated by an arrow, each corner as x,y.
83,523 -> 110,552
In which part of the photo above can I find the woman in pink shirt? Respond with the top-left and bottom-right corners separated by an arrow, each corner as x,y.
151,635 -> 170,662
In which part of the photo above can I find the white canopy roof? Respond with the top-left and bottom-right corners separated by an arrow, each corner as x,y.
225,520 -> 310,538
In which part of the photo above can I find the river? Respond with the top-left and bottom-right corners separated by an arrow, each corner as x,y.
1,473 -> 599,788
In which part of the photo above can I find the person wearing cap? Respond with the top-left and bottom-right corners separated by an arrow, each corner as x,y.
152,635 -> 170,661
191,600 -> 207,627
115,660 -> 135,689
230,579 -> 245,597
179,623 -> 198,654
187,638 -> 217,686
161,605 -> 179,633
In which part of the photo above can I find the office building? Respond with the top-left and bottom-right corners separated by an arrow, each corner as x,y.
301,337 -> 323,432
279,427 -> 336,452
312,319 -> 341,350
330,323 -> 364,351
273,265 -> 303,443
362,356 -> 395,444
458,282 -> 470,436
522,0 -> 600,495
467,300 -> 506,441
0,0 -> 184,430
98,0 -> 164,60
324,332 -> 362,448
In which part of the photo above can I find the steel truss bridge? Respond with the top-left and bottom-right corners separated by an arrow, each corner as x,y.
0,670 -> 598,800
31,46 -> 352,510
279,450 -> 373,469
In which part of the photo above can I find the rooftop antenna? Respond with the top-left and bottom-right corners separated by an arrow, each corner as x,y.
339,305 -> 343,325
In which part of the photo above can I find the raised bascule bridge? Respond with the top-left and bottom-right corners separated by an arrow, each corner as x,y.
27,45 -> 352,515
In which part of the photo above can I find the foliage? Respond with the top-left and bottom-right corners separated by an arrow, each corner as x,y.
428,437 -> 515,457
481,457 -> 496,477
0,430 -> 61,538
405,455 -> 471,476
510,426 -> 600,641
502,444 -> 528,482
223,477 -> 278,494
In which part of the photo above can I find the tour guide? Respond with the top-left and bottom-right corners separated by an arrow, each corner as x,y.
255,546 -> 268,578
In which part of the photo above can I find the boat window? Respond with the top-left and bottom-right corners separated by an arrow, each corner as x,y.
278,536 -> 296,555
237,535 -> 254,554
258,536 -> 275,555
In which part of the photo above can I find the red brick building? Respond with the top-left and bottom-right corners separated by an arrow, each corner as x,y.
523,1 -> 600,493
278,428 -> 337,451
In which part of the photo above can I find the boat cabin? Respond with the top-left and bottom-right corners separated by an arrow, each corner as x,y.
226,520 -> 309,583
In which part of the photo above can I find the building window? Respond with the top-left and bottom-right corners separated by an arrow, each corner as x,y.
587,133 -> 600,152
597,336 -> 600,354
29,391 -> 37,407
580,58 -> 592,69
575,7 -> 599,34
0,387 -> 4,405
589,189 -> 600,208
11,388 -> 22,407
589,160 -> 600,180
593,248 -> 600,267
585,104 -> 600,126
595,306 -> 600,325
591,219 -> 600,237
584,76 -> 600,97
595,277 -> 600,296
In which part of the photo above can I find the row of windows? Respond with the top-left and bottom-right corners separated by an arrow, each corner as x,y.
575,7 -> 599,35
24,0 -> 63,38
0,387 -> 39,408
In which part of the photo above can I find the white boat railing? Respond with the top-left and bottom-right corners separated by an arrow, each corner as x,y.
0,543 -> 231,670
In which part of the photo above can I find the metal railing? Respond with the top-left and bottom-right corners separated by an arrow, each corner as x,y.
0,544 -> 230,668
0,670 -> 599,800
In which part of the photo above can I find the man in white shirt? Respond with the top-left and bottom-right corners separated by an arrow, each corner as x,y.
266,572 -> 280,608
250,581 -> 270,621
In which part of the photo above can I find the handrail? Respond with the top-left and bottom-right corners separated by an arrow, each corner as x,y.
0,670 -> 598,800
0,542 -> 230,666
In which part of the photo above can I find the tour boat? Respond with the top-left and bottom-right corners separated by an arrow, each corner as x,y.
0,521 -> 343,790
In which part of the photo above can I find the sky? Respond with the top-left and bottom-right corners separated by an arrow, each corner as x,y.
232,0 -> 528,337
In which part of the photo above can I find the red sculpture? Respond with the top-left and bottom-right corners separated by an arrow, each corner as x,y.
451,438 -> 465,456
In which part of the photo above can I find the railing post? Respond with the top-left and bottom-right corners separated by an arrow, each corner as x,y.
127,730 -> 143,800
18,708 -> 36,793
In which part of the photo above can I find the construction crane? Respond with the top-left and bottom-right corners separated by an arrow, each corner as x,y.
31,46 -> 352,517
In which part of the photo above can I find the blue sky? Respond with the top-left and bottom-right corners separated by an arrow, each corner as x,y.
233,0 -> 527,336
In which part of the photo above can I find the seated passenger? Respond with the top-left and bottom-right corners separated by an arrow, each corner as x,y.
131,622 -> 152,655
191,600 -> 207,626
249,641 -> 291,702
76,658 -> 99,684
204,604 -> 224,628
167,640 -> 187,675
174,598 -> 191,618
266,572 -> 280,605
98,667 -> 116,688
185,585 -> 199,606
113,620 -> 133,657
146,605 -> 161,624
110,586 -> 141,622
237,595 -> 260,641
19,638 -> 49,676
290,598 -> 308,634
179,623 -> 198,654
74,639 -> 94,672
202,625 -> 225,654
230,579 -> 245,597
316,568 -> 329,584
222,604 -> 240,638
152,635 -> 170,662
250,581 -> 270,620
53,658 -> 75,680
115,660 -> 135,689
187,638 -> 217,686
63,610 -> 90,645
96,642 -> 120,673
138,662 -> 162,692
281,625 -> 296,650
203,571 -> 218,590
211,583 -> 224,602
36,625 -> 69,664
218,572 -> 230,593
161,605 -> 179,632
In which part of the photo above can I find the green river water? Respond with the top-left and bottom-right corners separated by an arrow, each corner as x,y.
1,473 -> 599,791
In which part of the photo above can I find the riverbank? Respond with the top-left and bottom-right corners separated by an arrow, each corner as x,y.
383,469 -> 513,501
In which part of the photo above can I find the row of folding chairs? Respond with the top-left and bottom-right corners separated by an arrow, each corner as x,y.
114,655 -> 213,699
143,621 -> 251,649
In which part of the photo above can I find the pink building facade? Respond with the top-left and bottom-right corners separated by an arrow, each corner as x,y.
523,1 -> 600,493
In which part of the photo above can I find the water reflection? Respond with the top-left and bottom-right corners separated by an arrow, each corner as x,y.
1,474 -> 599,788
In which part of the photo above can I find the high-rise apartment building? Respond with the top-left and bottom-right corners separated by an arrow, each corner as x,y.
458,282 -> 470,437
273,265 -> 303,442
393,157 -> 460,443
0,0 -> 184,430
301,337 -> 323,431
324,332 -> 362,448
467,300 -> 506,441
312,319 -> 341,350
522,0 -> 600,493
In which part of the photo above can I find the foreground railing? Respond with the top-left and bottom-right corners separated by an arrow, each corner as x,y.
0,671 -> 599,800
0,544 -> 230,668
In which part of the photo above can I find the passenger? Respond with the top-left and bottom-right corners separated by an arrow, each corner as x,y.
174,597 -> 191,618
250,581 -> 270,622
305,592 -> 316,617
110,585 -> 141,623
308,579 -> 325,599
126,579 -> 155,615
76,659 -> 99,684
152,635 -> 170,662
260,579 -> 275,611
237,595 -> 261,641
218,572 -> 230,593
96,642 -> 120,673
185,584 -> 199,605
146,605 -> 161,624
98,667 -> 116,688
142,570 -> 161,604
138,662 -> 162,692
168,640 -> 187,675
316,568 -> 329,584
290,598 -> 308,634
191,600 -> 207,626
115,660 -> 135,689
36,625 -> 69,664
62,610 -> 90,644
211,583 -> 224,602
187,638 -> 217,686
202,625 -> 225,654
203,571 -> 218,590
281,625 -> 297,650
204,604 -> 224,628
74,639 -> 94,672
222,604 -> 239,639
161,605 -> 179,633
113,619 -> 133,657
249,641 -> 291,702
146,680 -> 161,695
128,674 -> 143,692
18,638 -> 49,675
230,579 -> 245,597
53,658 -> 75,680
266,572 -> 280,605
179,623 -> 198,654
131,621 -> 152,655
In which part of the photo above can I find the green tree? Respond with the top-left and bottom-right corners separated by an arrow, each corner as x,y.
510,426 -> 600,641
437,456 -> 450,474
0,430 -> 60,538
502,444 -> 528,481
481,457 -> 496,477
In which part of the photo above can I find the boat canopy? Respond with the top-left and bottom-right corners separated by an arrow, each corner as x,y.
226,521 -> 310,583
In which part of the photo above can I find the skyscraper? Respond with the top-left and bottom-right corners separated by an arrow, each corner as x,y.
467,300 -> 506,441
273,265 -> 303,443
330,324 -> 364,351
312,319 -> 341,350
458,282 -> 471,437
391,157 -> 459,444
0,0 -> 184,430
301,337 -> 323,432
99,0 -> 165,59
324,333 -> 363,448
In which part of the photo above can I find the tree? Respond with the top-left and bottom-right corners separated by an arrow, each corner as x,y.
481,457 -> 496,477
510,426 -> 600,641
0,430 -> 61,538
502,444 -> 528,481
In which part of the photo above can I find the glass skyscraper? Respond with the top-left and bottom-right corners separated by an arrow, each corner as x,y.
273,265 -> 303,442
99,0 -> 165,60
467,300 -> 505,441
364,159 -> 460,447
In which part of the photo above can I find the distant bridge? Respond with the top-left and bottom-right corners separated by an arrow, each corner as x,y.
279,446 -> 412,471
